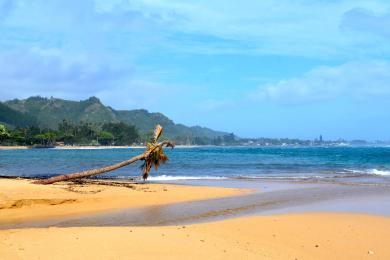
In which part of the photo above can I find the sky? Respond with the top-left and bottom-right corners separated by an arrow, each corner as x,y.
0,0 -> 390,140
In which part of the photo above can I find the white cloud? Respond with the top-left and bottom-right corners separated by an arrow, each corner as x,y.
105,0 -> 390,57
2,0 -> 390,58
0,49 -> 181,111
0,49 -> 133,102
252,60 -> 390,103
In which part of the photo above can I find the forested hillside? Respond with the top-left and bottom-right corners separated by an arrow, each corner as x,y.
0,96 -> 230,145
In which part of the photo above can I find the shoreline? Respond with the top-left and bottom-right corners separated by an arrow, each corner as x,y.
0,145 -> 203,150
2,177 -> 390,228
4,178 -> 390,229
0,145 -> 29,150
2,144 -> 390,150
0,178 -> 249,227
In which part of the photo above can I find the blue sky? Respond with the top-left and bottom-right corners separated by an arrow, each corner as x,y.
0,0 -> 390,140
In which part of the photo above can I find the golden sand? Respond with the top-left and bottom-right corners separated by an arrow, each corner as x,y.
0,178 -> 246,224
1,179 -> 389,259
1,213 -> 389,259
0,146 -> 28,150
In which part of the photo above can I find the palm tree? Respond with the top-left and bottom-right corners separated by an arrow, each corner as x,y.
0,124 -> 10,144
34,125 -> 174,185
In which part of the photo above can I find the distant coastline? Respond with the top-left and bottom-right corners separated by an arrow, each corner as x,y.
0,145 -> 29,150
0,144 -> 202,150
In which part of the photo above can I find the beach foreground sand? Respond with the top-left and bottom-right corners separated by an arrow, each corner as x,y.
1,213 -> 389,259
0,178 -> 246,224
1,179 -> 389,259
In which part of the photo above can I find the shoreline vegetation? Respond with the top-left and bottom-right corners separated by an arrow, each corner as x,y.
1,178 -> 390,259
0,96 -> 236,146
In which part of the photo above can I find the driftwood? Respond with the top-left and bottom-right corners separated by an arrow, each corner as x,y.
34,125 -> 174,185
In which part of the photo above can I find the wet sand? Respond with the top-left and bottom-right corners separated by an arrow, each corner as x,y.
0,178 -> 247,226
4,179 -> 390,228
1,178 -> 390,259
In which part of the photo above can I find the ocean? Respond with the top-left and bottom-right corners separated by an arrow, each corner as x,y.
1,146 -> 390,184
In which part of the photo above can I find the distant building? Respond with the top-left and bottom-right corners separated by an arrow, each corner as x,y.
319,135 -> 323,143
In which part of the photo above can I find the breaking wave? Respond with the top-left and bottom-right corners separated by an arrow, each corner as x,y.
344,169 -> 390,176
148,175 -> 228,181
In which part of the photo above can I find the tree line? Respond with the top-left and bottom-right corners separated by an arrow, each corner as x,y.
0,120 -> 140,147
0,120 -> 240,147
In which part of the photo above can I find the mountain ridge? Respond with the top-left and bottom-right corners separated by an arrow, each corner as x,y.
1,96 -> 228,140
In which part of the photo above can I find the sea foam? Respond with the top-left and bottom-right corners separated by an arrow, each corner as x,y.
368,169 -> 390,176
345,169 -> 390,176
148,175 -> 227,181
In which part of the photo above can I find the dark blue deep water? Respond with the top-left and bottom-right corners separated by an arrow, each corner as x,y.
0,146 -> 389,183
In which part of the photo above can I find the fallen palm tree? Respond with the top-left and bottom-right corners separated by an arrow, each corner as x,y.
34,125 -> 174,185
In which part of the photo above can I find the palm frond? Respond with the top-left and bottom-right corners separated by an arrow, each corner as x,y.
140,125 -> 174,180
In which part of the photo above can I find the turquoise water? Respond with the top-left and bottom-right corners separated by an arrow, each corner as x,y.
0,146 -> 389,183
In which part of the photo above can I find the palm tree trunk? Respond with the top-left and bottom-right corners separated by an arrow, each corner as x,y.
34,152 -> 147,185
34,126 -> 174,185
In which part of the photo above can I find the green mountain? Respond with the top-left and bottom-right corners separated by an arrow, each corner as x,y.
0,102 -> 37,127
1,96 -> 227,140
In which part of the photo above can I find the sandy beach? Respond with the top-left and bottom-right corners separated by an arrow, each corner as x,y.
0,178 -> 246,225
0,178 -> 390,259
0,146 -> 29,150
1,213 -> 389,260
1,0 -> 389,258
